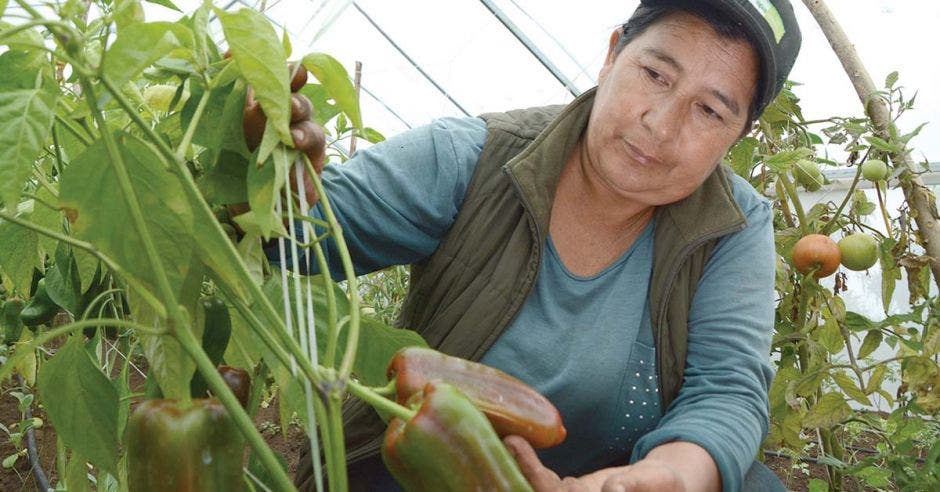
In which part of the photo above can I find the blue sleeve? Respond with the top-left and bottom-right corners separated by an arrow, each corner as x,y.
285,117 -> 486,278
630,177 -> 776,492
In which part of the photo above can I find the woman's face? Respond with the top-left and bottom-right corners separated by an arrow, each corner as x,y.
585,11 -> 759,206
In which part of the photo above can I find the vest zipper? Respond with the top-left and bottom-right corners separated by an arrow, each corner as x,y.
654,221 -> 746,411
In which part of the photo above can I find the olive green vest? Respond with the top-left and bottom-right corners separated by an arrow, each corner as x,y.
296,88 -> 747,489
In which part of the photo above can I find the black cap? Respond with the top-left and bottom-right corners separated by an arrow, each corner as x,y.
639,0 -> 802,118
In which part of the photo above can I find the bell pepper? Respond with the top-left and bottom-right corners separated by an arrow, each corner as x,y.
19,279 -> 59,327
126,398 -> 245,492
382,382 -> 533,492
217,365 -> 250,409
190,296 -> 233,399
387,347 -> 566,448
2,298 -> 25,344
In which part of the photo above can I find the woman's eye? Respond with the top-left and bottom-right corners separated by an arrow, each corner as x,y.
643,67 -> 666,85
701,104 -> 723,122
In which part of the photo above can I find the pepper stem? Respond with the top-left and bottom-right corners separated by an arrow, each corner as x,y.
347,379 -> 415,421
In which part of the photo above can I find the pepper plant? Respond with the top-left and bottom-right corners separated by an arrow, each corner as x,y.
0,0 -> 426,490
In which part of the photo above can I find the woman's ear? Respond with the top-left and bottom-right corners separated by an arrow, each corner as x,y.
599,27 -> 623,82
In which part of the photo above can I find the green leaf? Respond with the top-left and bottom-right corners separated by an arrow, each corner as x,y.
143,0 -> 180,12
879,239 -> 901,312
37,337 -> 119,474
0,89 -> 57,211
216,7 -> 291,145
762,148 -> 814,172
113,0 -> 145,31
885,71 -> 899,89
807,478 -> 828,492
360,127 -> 385,144
65,450 -> 91,492
350,315 -> 428,386
857,329 -> 882,359
866,364 -> 888,395
832,371 -> 872,406
299,83 -> 341,125
844,311 -> 876,332
803,392 -> 850,429
865,135 -> 902,154
180,80 -> 248,165
855,465 -> 891,488
727,137 -> 757,178
197,151 -> 248,204
246,147 -> 289,239
44,243 -> 83,316
817,317 -> 844,354
103,22 -> 187,88
0,50 -> 48,91
0,219 -> 41,295
129,259 -> 204,400
59,133 -> 196,299
302,52 -> 361,128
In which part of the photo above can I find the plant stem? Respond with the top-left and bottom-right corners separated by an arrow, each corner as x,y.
327,397 -> 347,492
347,380 -> 415,421
875,182 -> 894,238
176,88 -> 212,161
779,174 -> 809,235
55,113 -> 95,146
301,158 -> 360,381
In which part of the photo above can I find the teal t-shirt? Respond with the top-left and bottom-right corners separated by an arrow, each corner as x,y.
297,116 -> 776,492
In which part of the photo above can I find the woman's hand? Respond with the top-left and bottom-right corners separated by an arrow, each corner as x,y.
504,436 -> 690,492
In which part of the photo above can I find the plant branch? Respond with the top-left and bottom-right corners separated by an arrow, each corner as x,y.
176,88 -> 212,161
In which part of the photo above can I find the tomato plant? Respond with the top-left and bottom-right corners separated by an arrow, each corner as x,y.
732,73 -> 940,490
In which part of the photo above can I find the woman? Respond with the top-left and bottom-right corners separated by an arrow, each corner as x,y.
281,1 -> 802,490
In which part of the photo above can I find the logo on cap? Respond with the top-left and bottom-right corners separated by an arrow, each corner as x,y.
748,0 -> 786,42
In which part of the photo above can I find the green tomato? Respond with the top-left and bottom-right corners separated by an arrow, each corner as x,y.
838,233 -> 879,271
861,159 -> 889,182
793,159 -> 823,192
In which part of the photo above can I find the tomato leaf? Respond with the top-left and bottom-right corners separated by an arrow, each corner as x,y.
803,392 -> 850,429
0,88 -> 57,212
857,329 -> 882,359
216,7 -> 291,146
37,337 -> 119,475
302,52 -> 361,128
831,371 -> 872,406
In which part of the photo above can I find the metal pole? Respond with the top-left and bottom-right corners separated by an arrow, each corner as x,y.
478,0 -> 581,97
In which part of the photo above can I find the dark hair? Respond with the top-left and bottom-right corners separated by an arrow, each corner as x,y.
614,4 -> 764,127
